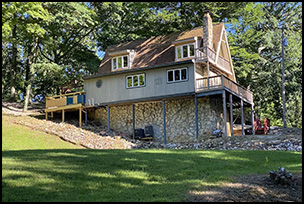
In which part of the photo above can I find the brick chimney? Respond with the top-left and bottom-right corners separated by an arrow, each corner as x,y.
203,11 -> 213,53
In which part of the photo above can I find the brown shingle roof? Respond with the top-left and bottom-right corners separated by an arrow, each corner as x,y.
97,23 -> 224,75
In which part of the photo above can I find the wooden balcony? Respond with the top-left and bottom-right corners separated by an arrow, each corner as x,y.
195,47 -> 233,75
196,75 -> 253,103
45,91 -> 86,112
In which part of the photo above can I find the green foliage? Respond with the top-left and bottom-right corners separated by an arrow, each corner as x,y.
2,2 -> 101,103
228,2 -> 302,127
92,2 -> 248,50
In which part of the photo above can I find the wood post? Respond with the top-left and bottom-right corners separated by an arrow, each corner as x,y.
251,103 -> 255,135
207,61 -> 210,89
194,95 -> 199,139
222,91 -> 228,136
107,106 -> 110,132
85,109 -> 87,126
45,112 -> 48,120
51,111 -> 53,118
162,100 -> 166,145
240,99 -> 245,135
132,104 -> 135,140
229,94 -> 234,136
79,107 -> 82,128
62,109 -> 65,123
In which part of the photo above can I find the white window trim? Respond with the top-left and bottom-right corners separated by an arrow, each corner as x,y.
175,43 -> 195,60
126,73 -> 146,88
112,55 -> 129,71
167,67 -> 188,83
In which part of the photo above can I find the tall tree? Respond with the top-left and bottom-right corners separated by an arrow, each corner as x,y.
227,2 -> 302,127
2,2 -> 101,106
92,2 -> 248,50
36,2 -> 101,97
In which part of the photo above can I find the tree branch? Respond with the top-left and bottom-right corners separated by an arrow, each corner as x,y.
57,29 -> 94,61
38,44 -> 54,63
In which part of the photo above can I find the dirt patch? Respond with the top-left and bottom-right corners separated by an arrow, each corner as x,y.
187,173 -> 302,202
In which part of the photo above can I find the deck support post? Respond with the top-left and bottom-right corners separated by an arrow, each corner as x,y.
51,111 -> 53,118
207,60 -> 210,89
85,109 -> 87,126
229,94 -> 234,136
45,112 -> 48,120
62,109 -> 65,123
240,99 -> 245,135
79,107 -> 82,128
194,95 -> 199,139
222,91 -> 228,137
107,106 -> 110,133
251,103 -> 255,135
132,104 -> 135,140
162,100 -> 166,145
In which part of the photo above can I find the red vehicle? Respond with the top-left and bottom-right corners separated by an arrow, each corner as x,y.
254,118 -> 270,134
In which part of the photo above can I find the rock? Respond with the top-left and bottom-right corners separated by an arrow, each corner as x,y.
269,167 -> 293,186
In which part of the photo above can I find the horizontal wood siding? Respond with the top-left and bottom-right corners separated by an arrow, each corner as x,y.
84,63 -> 195,105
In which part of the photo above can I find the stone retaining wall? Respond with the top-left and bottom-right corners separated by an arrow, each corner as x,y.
89,95 -> 225,143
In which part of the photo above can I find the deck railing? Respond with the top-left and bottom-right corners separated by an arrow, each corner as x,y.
45,91 -> 86,109
207,47 -> 216,62
217,55 -> 231,72
195,47 -> 232,74
196,75 -> 253,103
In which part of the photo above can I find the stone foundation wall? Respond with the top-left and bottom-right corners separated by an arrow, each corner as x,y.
90,96 -> 225,143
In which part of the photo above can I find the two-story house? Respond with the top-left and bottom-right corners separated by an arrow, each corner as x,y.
83,11 -> 254,143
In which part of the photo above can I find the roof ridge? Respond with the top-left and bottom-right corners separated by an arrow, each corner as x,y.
107,23 -> 225,49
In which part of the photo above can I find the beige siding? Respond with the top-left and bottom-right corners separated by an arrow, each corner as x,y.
84,63 -> 195,105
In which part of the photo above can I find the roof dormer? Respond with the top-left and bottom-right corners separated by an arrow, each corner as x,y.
109,49 -> 136,71
172,37 -> 200,61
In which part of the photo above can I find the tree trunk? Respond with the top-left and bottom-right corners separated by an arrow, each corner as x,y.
23,58 -> 30,100
9,24 -> 17,102
23,84 -> 32,111
23,45 -> 32,112
24,36 -> 39,112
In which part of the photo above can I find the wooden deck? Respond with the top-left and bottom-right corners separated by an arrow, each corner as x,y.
196,75 -> 253,104
45,91 -> 87,127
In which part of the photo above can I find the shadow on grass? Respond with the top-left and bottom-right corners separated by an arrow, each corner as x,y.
2,149 -> 302,202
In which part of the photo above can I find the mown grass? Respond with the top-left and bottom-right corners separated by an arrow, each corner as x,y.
2,115 -> 84,151
2,115 -> 302,202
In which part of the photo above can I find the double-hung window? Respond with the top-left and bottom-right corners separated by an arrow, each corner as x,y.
167,67 -> 188,83
112,55 -> 129,70
126,73 -> 145,88
176,43 -> 195,60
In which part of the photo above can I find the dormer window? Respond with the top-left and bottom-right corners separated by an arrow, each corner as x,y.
109,49 -> 135,71
176,43 -> 195,60
112,55 -> 129,70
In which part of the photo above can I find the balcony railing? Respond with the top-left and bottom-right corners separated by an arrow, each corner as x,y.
195,47 -> 232,75
45,91 -> 86,109
196,75 -> 253,103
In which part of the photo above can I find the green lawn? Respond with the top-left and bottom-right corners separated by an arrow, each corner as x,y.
2,115 -> 84,151
2,115 -> 302,202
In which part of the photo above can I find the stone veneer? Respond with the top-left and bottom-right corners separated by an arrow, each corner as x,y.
88,95 -> 225,143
